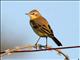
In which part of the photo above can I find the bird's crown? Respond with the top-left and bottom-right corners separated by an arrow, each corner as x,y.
27,9 -> 41,20
29,9 -> 39,13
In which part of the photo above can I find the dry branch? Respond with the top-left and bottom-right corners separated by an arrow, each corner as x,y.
0,45 -> 80,60
0,45 -> 80,54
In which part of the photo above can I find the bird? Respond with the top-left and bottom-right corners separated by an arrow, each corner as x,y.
26,9 -> 62,48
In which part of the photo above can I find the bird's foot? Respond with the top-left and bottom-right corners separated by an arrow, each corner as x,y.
35,43 -> 38,49
45,45 -> 48,49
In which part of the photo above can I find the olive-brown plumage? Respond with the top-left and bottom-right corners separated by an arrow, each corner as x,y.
26,9 -> 62,46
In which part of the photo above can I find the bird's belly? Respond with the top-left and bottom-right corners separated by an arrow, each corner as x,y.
30,21 -> 48,37
33,28 -> 48,37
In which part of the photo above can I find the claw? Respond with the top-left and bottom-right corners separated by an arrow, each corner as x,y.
45,44 -> 48,49
35,44 -> 37,49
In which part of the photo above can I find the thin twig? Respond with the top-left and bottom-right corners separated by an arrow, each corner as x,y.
1,45 -> 80,60
1,46 -> 80,54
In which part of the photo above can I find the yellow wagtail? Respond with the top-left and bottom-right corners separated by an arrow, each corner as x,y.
26,9 -> 62,48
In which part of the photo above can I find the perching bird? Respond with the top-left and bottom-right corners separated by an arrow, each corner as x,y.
26,9 -> 62,48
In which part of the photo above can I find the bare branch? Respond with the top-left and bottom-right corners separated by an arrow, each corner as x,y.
1,46 -> 80,54
0,45 -> 80,60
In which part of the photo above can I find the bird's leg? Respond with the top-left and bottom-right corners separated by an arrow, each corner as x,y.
46,37 -> 48,49
35,37 -> 41,49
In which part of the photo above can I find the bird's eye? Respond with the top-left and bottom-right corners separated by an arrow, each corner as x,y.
31,13 -> 35,15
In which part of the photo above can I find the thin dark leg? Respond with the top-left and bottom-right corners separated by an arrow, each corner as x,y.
35,37 -> 41,49
46,37 -> 48,49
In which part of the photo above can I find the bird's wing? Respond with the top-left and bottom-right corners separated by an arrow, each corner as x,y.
38,17 -> 54,35
30,19 -> 54,36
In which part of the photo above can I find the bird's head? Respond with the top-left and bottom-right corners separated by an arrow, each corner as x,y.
26,9 -> 41,20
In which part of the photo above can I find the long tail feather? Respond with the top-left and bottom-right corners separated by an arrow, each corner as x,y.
51,36 -> 62,46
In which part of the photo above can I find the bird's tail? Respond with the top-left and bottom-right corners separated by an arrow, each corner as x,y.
50,36 -> 62,46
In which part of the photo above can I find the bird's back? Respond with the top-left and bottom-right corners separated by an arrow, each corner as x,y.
30,16 -> 54,37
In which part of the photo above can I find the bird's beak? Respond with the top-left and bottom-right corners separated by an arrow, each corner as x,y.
25,13 -> 29,15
